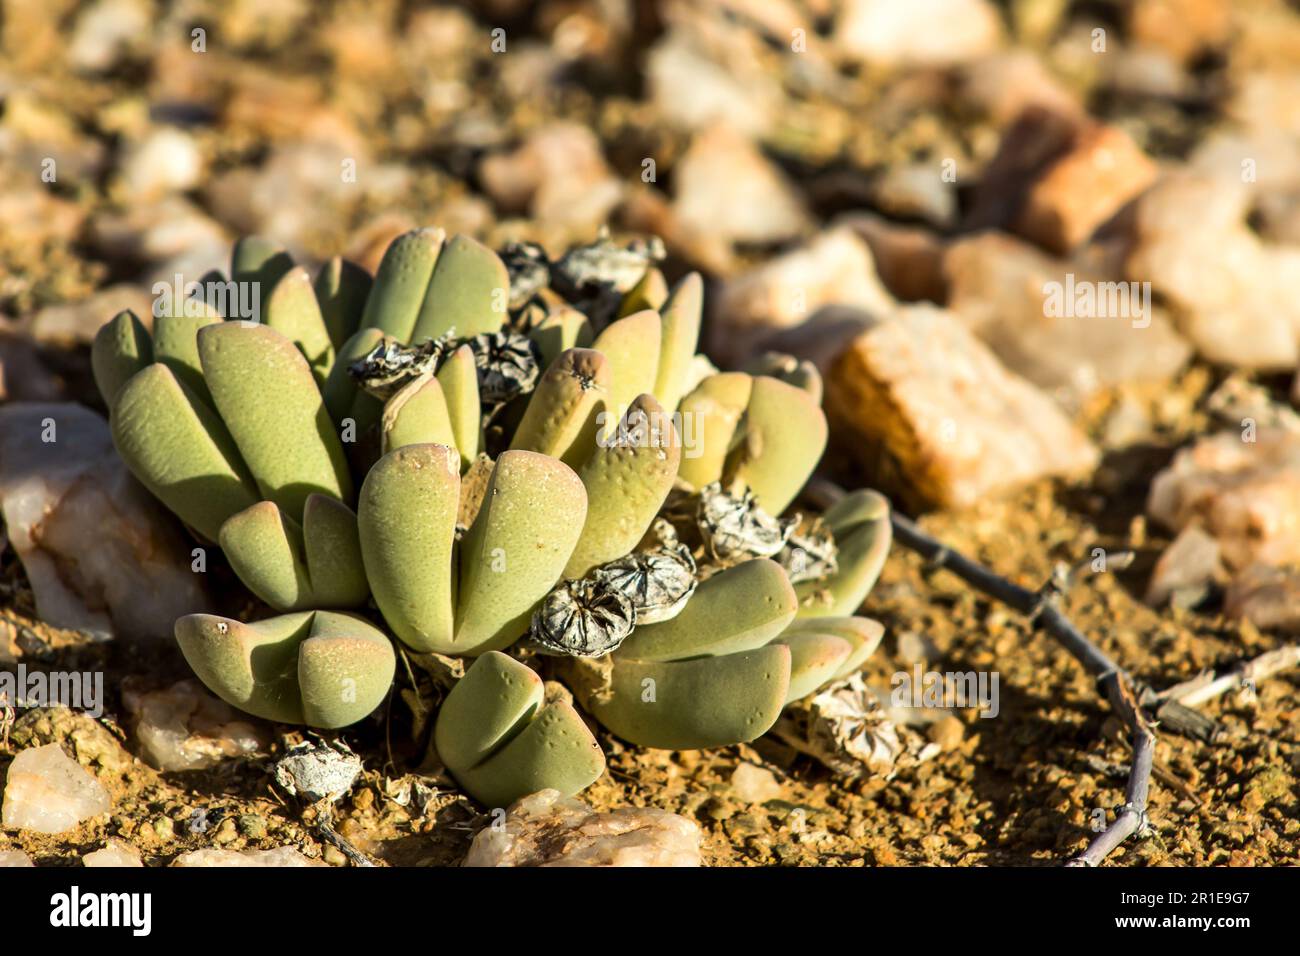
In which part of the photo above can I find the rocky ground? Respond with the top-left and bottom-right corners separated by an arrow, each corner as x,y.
2,0 -> 1299,866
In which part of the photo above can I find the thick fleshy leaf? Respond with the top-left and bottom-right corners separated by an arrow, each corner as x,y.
591,309 -> 661,419
565,393 -> 681,579
436,344 -> 482,469
219,501 -> 313,611
357,444 -> 460,653
411,235 -> 509,343
264,266 -> 336,385
110,363 -> 259,540
302,493 -> 370,608
728,375 -> 828,514
675,372 -> 752,491
770,632 -> 852,704
175,610 -> 394,728
590,645 -> 791,750
175,611 -> 312,724
509,348 -> 609,468
323,327 -> 385,425
152,313 -> 222,404
297,611 -> 396,728
91,310 -> 152,407
619,267 -> 668,316
794,491 -> 892,618
743,352 -> 823,405
360,228 -> 445,342
314,256 -> 373,350
381,374 -> 457,454
453,450 -> 587,655
653,273 -> 703,411
529,307 -> 592,372
435,652 -> 604,808
615,558 -> 797,662
198,322 -> 353,519
231,236 -> 294,296
781,615 -> 885,679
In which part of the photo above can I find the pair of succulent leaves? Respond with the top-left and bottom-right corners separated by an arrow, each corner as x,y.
93,229 -> 892,808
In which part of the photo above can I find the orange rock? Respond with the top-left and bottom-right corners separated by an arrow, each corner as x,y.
1014,123 -> 1158,254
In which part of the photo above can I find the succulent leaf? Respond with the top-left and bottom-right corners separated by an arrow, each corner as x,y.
434,652 -> 604,807
728,375 -> 828,514
591,309 -> 661,419
231,236 -> 295,294
675,372 -> 752,491
508,348 -> 609,467
770,632 -> 852,704
360,228 -> 446,342
263,266 -> 336,385
615,558 -> 797,662
198,322 -> 353,518
795,491 -> 891,618
529,306 -> 593,372
380,374 -> 457,454
175,610 -> 395,728
302,493 -> 370,608
435,344 -> 482,469
619,267 -> 669,316
314,256 -> 373,350
588,645 -> 791,750
653,272 -> 703,412
152,312 -> 222,405
564,393 -> 681,579
411,235 -> 509,343
110,363 -> 259,540
781,615 -> 885,679
219,501 -> 313,611
453,450 -> 587,655
91,309 -> 152,408
322,327 -> 386,426
357,444 -> 460,653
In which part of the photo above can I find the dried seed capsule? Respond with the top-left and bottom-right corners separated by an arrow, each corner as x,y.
779,515 -> 839,584
499,241 -> 551,311
697,482 -> 796,563
468,330 -> 540,404
552,232 -> 666,300
592,533 -> 697,625
530,578 -> 637,658
349,336 -> 450,401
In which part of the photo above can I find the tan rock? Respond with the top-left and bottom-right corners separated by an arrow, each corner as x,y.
944,232 -> 1190,407
826,306 -> 1098,511
171,847 -> 326,867
959,52 -> 1082,127
123,679 -> 269,772
672,125 -> 809,250
2,744 -> 111,835
83,840 -> 144,867
711,228 -> 893,363
834,0 -> 1002,66
1145,525 -> 1226,608
479,123 -> 622,233
1127,171 -> 1300,369
1147,427 -> 1300,571
465,789 -> 702,867
1225,564 -> 1300,632
841,214 -> 947,303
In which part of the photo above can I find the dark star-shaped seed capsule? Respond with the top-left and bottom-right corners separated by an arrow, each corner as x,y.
592,536 -> 698,625
697,482 -> 797,563
529,578 -> 637,657
468,330 -> 540,404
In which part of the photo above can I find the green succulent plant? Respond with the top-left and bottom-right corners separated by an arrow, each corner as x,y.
93,227 -> 893,808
